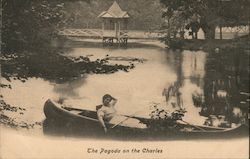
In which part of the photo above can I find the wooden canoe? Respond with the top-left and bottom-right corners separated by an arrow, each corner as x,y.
43,99 -> 246,138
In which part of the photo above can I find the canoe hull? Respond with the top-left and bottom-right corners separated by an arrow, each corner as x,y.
43,99 -> 248,139
43,99 -> 149,137
43,99 -> 108,135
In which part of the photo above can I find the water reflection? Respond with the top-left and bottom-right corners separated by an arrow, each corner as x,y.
163,50 -> 207,125
164,49 -> 248,127
201,49 -> 249,127
53,77 -> 86,99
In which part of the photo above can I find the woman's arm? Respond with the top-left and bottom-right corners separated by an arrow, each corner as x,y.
97,110 -> 107,133
110,98 -> 118,107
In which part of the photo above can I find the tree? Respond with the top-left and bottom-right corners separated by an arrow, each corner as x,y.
160,0 -> 250,39
1,0 -> 67,53
160,0 -> 216,39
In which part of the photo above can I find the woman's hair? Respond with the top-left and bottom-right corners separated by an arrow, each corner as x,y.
102,94 -> 113,103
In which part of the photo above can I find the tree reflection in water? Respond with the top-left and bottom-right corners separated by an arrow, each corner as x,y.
164,49 -> 249,128
201,49 -> 249,127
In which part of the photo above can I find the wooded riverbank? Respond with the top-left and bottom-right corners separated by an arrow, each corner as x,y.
166,34 -> 250,51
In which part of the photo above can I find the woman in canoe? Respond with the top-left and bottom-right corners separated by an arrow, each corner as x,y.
96,94 -> 118,133
96,94 -> 146,133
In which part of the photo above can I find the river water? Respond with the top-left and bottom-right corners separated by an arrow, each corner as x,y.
1,40 -> 249,130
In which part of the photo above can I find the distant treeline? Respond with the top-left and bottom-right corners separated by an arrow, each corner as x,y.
64,0 -> 164,30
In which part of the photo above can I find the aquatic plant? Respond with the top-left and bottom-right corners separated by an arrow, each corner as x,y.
148,103 -> 186,130
0,97 -> 41,129
1,52 -> 135,83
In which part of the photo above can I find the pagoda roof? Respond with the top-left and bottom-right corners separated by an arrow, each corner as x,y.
98,1 -> 129,19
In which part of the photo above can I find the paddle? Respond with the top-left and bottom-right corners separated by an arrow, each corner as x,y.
62,106 -> 86,112
62,106 -> 145,120
179,119 -> 206,131
110,111 -> 142,129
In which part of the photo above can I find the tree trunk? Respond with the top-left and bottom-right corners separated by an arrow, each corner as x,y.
180,31 -> 185,39
167,18 -> 171,39
202,25 -> 216,39
200,15 -> 216,39
194,32 -> 198,39
219,25 -> 222,40
208,27 -> 216,39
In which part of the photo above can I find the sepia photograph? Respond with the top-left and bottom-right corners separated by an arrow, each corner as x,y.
0,0 -> 249,158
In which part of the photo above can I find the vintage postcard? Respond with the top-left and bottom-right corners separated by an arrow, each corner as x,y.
0,0 -> 249,158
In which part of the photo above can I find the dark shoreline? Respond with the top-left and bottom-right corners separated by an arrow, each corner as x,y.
53,38 -> 166,49
166,34 -> 250,52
